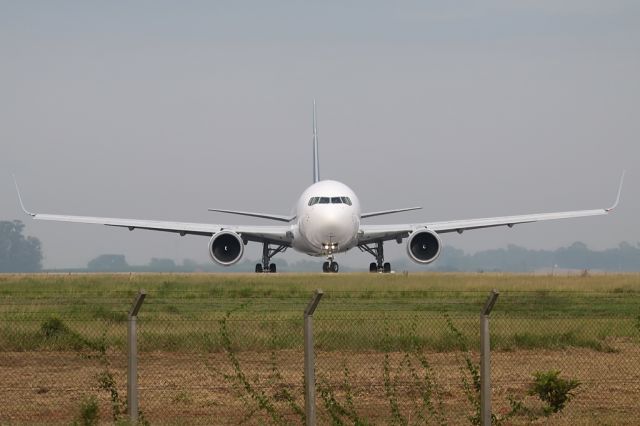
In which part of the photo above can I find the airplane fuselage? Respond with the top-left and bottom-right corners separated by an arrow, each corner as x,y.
292,180 -> 361,256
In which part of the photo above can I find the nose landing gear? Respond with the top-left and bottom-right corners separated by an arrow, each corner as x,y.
360,241 -> 392,273
322,254 -> 339,273
323,261 -> 339,273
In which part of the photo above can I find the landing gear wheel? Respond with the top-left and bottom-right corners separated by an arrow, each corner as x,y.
269,263 -> 277,273
383,262 -> 391,273
330,262 -> 339,273
255,263 -> 263,273
322,262 -> 330,273
369,262 -> 377,273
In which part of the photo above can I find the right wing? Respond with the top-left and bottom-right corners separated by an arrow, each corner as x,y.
13,177 -> 293,245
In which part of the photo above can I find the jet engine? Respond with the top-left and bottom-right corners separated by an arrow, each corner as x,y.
406,229 -> 441,264
209,231 -> 244,266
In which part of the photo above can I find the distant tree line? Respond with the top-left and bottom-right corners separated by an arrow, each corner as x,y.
425,241 -> 640,273
0,220 -> 42,272
81,241 -> 640,273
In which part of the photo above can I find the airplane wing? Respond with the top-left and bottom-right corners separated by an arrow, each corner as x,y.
358,173 -> 624,245
13,178 -> 293,245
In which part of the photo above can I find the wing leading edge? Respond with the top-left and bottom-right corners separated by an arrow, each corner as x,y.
358,172 -> 624,245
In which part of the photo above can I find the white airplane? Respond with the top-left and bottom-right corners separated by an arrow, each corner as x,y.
14,102 -> 624,273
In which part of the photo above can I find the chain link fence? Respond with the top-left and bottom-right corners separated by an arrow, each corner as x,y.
1,285 -> 639,424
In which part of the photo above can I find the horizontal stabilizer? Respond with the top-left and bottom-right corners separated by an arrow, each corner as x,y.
208,208 -> 294,222
361,207 -> 422,219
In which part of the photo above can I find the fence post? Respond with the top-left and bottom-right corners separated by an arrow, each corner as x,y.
127,290 -> 146,424
304,289 -> 323,426
480,289 -> 499,426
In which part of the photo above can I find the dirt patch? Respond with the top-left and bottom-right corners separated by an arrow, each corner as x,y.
1,344 -> 639,424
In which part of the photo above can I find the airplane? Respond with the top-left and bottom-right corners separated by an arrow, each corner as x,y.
14,101 -> 624,273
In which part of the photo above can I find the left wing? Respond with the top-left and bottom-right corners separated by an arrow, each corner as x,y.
13,177 -> 293,245
358,173 -> 624,245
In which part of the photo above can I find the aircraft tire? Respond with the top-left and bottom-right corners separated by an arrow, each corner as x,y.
322,262 -> 329,273
330,262 -> 339,273
255,263 -> 263,273
383,262 -> 391,273
269,263 -> 277,273
369,262 -> 377,272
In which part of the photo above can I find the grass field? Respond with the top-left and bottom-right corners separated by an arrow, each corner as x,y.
1,272 -> 639,424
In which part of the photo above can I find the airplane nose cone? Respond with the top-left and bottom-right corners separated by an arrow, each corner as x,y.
322,212 -> 342,235
315,210 -> 352,244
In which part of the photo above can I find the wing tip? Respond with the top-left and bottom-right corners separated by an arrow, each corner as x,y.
12,174 -> 36,217
605,170 -> 625,212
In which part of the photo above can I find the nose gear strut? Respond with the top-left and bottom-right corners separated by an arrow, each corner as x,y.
321,237 -> 339,273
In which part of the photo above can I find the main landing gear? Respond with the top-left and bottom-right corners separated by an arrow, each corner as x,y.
255,242 -> 287,273
359,241 -> 392,273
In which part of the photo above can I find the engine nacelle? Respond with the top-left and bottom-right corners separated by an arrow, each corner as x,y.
209,231 -> 244,266
406,229 -> 442,264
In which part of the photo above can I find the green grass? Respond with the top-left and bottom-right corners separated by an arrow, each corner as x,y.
0,272 -> 639,352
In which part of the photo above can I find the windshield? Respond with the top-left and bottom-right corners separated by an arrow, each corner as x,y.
309,196 -> 353,205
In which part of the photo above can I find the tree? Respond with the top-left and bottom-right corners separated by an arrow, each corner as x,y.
148,258 -> 177,272
87,254 -> 129,272
0,220 -> 42,272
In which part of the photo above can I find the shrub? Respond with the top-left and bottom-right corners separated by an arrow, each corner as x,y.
528,370 -> 580,415
41,317 -> 69,337
78,395 -> 99,426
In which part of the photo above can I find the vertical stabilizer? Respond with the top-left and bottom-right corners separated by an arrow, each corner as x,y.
313,100 -> 320,183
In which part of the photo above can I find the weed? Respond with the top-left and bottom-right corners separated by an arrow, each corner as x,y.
267,343 -> 305,422
407,321 -> 446,425
505,395 -> 536,420
382,318 -> 407,425
97,371 -> 124,421
445,315 -> 500,425
318,380 -> 348,426
77,395 -> 99,426
41,317 -> 68,337
528,370 -> 580,415
217,305 -> 286,424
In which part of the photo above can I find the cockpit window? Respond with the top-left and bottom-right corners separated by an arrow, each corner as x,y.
310,196 -> 352,205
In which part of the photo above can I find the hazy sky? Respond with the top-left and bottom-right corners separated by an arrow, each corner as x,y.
1,1 -> 639,269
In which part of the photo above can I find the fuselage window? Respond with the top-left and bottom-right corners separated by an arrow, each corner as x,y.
331,197 -> 342,204
319,197 -> 330,204
308,197 -> 319,206
341,197 -> 352,206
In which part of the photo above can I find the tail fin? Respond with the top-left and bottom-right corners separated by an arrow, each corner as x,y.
313,99 -> 320,183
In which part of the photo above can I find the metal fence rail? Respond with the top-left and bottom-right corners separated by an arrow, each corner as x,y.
0,288 -> 639,424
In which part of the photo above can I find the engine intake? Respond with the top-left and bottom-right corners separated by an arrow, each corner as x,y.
407,229 -> 441,264
209,231 -> 244,266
